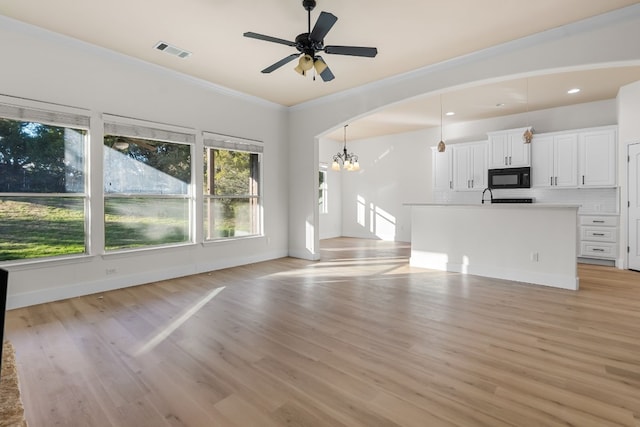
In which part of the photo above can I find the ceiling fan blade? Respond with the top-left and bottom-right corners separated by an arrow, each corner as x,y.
261,53 -> 300,73
315,56 -> 335,82
310,11 -> 338,42
243,32 -> 296,47
324,45 -> 378,57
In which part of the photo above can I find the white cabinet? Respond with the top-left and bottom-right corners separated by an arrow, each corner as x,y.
453,142 -> 487,191
432,147 -> 453,191
531,133 -> 578,188
578,215 -> 618,261
578,127 -> 617,187
488,128 -> 531,168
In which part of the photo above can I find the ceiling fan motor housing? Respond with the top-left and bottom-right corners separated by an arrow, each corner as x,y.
302,0 -> 316,11
295,33 -> 323,56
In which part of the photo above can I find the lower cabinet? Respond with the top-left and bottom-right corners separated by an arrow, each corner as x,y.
578,215 -> 618,261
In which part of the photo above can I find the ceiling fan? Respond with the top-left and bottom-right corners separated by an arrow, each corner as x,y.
243,0 -> 378,81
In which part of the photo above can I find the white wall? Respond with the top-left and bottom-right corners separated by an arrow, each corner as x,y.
0,16 -> 289,308
617,80 -> 640,267
288,4 -> 640,260
318,138 -> 343,239
339,128 -> 435,242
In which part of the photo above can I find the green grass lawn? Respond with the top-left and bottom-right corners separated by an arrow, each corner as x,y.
0,197 -> 254,261
0,197 -> 85,260
0,197 -> 190,261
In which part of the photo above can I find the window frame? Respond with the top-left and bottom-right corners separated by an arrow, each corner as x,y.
0,101 -> 90,264
319,163 -> 328,214
103,117 -> 196,253
203,132 -> 263,242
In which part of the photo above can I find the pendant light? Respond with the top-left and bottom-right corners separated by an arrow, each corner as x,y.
523,78 -> 534,144
437,94 -> 446,152
331,125 -> 360,171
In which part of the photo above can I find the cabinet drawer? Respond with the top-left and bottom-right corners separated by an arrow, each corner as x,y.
580,227 -> 617,243
579,215 -> 618,227
580,242 -> 617,258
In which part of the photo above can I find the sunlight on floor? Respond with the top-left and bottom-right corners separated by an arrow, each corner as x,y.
133,286 -> 225,356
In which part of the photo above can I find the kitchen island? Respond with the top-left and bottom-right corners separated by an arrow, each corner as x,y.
406,203 -> 580,290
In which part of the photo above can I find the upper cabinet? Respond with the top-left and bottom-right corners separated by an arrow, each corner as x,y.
431,147 -> 453,191
431,126 -> 617,193
578,126 -> 617,188
453,141 -> 487,191
487,128 -> 531,168
531,133 -> 578,188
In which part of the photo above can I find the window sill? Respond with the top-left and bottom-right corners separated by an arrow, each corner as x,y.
0,253 -> 95,271
203,234 -> 264,245
101,242 -> 198,259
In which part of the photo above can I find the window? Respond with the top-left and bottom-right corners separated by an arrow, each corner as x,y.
104,121 -> 194,251
0,104 -> 88,262
319,164 -> 328,214
203,134 -> 262,240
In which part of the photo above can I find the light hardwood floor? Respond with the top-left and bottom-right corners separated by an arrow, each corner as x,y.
6,238 -> 640,427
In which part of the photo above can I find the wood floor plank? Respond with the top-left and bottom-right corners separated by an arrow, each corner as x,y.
6,237 -> 640,426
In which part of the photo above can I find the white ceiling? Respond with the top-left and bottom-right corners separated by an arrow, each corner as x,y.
1,0 -> 639,140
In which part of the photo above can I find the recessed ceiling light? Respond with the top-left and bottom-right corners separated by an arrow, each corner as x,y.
496,103 -> 505,107
445,111 -> 455,116
567,88 -> 581,94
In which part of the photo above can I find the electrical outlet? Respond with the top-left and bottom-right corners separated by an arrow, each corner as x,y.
105,268 -> 117,275
530,252 -> 539,262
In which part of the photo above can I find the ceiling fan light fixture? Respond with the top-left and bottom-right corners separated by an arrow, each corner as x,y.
314,57 -> 328,74
294,54 -> 314,75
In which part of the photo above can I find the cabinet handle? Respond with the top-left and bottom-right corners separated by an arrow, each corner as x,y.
582,175 -> 585,185
592,220 -> 605,223
550,177 -> 553,186
593,248 -> 605,252
450,180 -> 452,189
593,233 -> 605,236
505,156 -> 508,165
555,177 -> 558,186
471,179 -> 474,188
509,156 -> 512,165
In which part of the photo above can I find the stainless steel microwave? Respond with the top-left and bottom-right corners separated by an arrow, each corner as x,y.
488,167 -> 531,189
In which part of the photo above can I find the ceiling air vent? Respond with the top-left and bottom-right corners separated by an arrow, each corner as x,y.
154,41 -> 191,59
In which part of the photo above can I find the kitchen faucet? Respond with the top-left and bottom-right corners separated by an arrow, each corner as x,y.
481,187 -> 493,204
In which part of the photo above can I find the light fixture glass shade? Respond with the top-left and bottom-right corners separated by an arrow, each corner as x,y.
343,159 -> 351,169
331,161 -> 340,171
437,140 -> 446,152
352,161 -> 360,171
314,57 -> 328,74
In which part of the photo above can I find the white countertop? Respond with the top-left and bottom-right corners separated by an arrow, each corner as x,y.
405,203 -> 581,209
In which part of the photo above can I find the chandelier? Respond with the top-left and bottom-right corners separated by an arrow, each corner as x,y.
331,125 -> 360,171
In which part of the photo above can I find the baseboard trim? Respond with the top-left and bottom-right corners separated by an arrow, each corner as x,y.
7,250 -> 288,309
